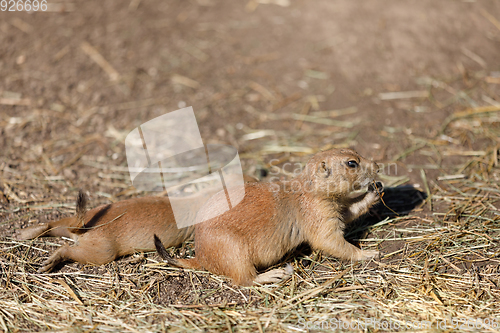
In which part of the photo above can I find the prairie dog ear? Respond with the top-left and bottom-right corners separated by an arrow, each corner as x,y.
317,161 -> 330,178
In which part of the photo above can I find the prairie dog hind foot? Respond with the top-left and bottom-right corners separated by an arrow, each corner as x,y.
17,224 -> 52,240
253,264 -> 294,285
356,249 -> 380,261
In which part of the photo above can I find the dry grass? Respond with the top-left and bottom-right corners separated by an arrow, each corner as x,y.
1,69 -> 500,332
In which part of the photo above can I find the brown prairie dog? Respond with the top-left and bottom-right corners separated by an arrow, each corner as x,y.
155,148 -> 382,286
20,175 -> 258,273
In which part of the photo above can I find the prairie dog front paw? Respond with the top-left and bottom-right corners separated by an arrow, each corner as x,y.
365,190 -> 381,207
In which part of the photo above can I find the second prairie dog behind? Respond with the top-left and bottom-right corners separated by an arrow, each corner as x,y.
19,174 -> 257,272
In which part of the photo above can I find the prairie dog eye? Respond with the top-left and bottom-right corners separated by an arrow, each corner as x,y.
346,160 -> 359,168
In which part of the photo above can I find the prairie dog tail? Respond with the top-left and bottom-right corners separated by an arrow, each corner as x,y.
76,190 -> 87,228
154,234 -> 202,270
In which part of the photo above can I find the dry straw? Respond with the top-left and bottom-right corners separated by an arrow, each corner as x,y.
1,71 -> 499,332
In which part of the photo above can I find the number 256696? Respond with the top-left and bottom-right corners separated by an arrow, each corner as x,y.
1,0 -> 48,11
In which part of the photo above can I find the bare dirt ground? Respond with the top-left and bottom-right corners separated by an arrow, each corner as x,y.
1,0 -> 500,331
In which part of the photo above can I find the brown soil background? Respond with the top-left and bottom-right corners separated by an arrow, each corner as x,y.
1,0 -> 500,332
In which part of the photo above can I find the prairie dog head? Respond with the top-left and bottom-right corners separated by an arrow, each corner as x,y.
300,148 -> 379,197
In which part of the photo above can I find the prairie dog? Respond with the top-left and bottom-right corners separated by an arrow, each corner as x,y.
155,148 -> 382,286
20,175 -> 258,273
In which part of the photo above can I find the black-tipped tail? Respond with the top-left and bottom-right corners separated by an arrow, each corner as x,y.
154,234 -> 178,266
154,235 -> 202,270
71,190 -> 89,235
76,190 -> 87,227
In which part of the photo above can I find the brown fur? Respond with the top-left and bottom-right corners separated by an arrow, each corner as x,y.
156,149 -> 382,286
20,176 -> 258,273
